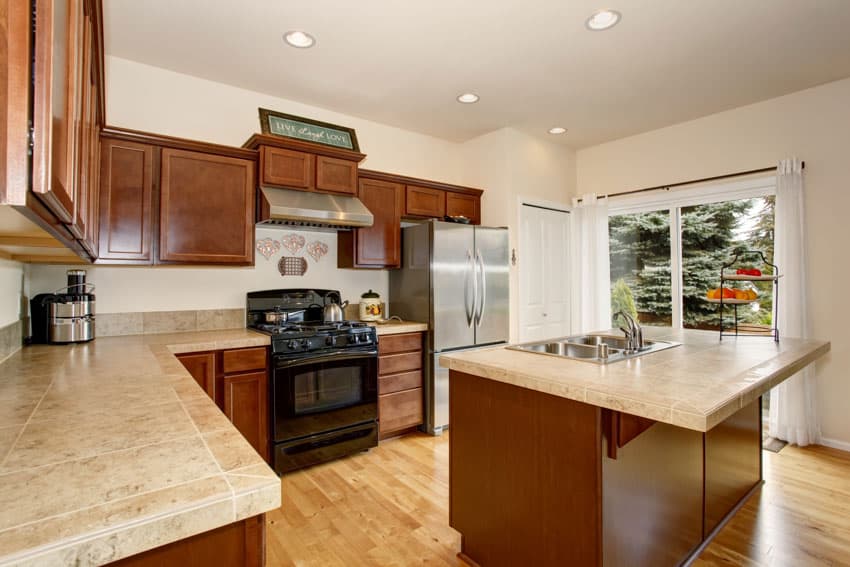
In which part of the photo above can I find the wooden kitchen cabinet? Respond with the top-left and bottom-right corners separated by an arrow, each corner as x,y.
446,192 -> 480,224
224,371 -> 269,461
377,332 -> 424,439
260,146 -> 314,190
1,0 -> 31,206
405,185 -> 446,218
97,138 -> 155,263
247,134 -> 365,199
177,351 -> 216,400
338,177 -> 403,268
159,148 -> 255,265
177,346 -> 270,462
98,127 -> 258,266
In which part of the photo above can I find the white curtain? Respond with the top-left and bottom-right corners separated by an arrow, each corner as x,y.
570,194 -> 611,333
768,158 -> 819,446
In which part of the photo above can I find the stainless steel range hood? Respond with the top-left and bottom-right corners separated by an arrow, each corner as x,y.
257,186 -> 374,230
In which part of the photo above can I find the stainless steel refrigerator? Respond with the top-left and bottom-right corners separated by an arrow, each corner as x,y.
389,220 -> 509,434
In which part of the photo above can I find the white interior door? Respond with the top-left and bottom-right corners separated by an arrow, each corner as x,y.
519,204 -> 571,342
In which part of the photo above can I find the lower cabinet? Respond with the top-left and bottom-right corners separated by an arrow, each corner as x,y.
177,347 -> 269,461
377,332 -> 424,439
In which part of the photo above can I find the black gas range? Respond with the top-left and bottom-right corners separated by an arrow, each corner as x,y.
247,289 -> 378,474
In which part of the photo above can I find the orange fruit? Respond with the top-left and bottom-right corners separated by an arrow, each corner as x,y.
722,288 -> 736,299
735,290 -> 748,300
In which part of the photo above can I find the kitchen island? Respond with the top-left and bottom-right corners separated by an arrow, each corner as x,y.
440,328 -> 829,567
0,330 -> 279,567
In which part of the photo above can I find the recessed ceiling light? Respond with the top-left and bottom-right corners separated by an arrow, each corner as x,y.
456,93 -> 480,104
585,9 -> 621,31
548,127 -> 567,135
284,30 -> 316,48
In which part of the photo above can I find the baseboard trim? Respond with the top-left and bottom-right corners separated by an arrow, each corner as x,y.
819,437 -> 850,453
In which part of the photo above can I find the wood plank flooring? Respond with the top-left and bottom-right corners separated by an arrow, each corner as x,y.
266,433 -> 850,566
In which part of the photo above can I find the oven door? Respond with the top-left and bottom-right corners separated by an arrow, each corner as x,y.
272,348 -> 378,442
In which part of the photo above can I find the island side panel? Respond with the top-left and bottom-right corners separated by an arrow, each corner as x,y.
449,370 -> 602,567
704,399 -> 762,538
602,419 -> 704,567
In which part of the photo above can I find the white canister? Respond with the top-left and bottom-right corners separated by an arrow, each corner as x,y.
359,289 -> 384,321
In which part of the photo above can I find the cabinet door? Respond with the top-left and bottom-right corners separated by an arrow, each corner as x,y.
223,371 -> 269,460
261,146 -> 313,190
159,148 -> 255,265
98,138 -> 155,262
446,192 -> 481,225
32,0 -> 85,223
339,178 -> 403,268
69,8 -> 93,240
315,155 -> 357,195
405,185 -> 445,218
177,352 -> 216,400
1,0 -> 31,205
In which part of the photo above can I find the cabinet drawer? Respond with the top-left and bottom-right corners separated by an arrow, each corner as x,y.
222,347 -> 268,374
379,388 -> 423,435
379,370 -> 422,395
379,332 -> 422,355
405,185 -> 446,218
379,352 -> 421,376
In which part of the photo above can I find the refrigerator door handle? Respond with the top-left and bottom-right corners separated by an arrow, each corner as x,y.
464,249 -> 475,327
475,249 -> 486,326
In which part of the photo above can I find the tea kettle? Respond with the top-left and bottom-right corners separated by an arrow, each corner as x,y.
323,295 -> 348,322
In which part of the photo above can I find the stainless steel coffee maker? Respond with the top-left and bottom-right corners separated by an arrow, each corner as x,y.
30,270 -> 96,344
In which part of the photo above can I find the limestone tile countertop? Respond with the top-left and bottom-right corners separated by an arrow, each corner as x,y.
440,327 -> 830,432
370,320 -> 428,336
0,329 -> 279,567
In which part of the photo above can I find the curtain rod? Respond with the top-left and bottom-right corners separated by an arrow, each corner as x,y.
579,162 -> 805,203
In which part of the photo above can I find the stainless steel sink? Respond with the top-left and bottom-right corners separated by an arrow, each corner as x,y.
508,333 -> 679,364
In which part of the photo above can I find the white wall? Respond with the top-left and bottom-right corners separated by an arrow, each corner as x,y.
462,128 -> 577,341
26,227 -> 383,312
106,57 -> 465,183
0,259 -> 24,327
576,77 -> 850,448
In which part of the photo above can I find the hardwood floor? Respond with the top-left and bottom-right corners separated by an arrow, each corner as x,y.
266,433 -> 850,566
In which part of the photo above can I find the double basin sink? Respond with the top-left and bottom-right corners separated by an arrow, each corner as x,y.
508,333 -> 679,364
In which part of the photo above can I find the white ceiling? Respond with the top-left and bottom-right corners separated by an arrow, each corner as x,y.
104,0 -> 850,148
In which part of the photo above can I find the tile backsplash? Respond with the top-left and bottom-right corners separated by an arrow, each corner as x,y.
0,320 -> 23,362
96,308 -> 245,337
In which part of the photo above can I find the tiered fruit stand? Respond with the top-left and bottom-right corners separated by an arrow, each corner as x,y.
706,250 -> 781,341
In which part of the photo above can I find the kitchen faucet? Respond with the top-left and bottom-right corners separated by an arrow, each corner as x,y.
614,311 -> 644,352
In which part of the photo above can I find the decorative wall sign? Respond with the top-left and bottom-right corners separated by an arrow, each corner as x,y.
258,108 -> 360,152
278,256 -> 308,276
281,233 -> 306,255
306,240 -> 329,262
255,237 -> 281,260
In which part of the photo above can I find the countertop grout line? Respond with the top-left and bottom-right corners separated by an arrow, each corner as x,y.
0,428 -> 209,479
0,365 -> 59,470
175,389 -> 238,522
0,471 -> 229,538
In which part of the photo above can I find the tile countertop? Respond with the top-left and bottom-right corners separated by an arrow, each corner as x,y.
0,329 -> 279,567
440,327 -> 830,432
370,320 -> 428,336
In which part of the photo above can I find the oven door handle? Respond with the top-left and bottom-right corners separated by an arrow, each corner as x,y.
275,349 -> 378,369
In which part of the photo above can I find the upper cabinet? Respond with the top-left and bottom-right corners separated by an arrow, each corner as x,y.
159,148 -> 255,265
1,0 -> 31,206
338,177 -> 404,269
98,128 -> 258,266
245,134 -> 365,200
405,186 -> 446,219
339,169 -> 484,269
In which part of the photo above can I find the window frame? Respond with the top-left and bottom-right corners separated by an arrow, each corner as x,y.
607,175 -> 776,329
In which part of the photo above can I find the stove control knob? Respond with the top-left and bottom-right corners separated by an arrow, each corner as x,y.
325,336 -> 335,346
287,340 -> 299,350
300,339 -> 310,349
